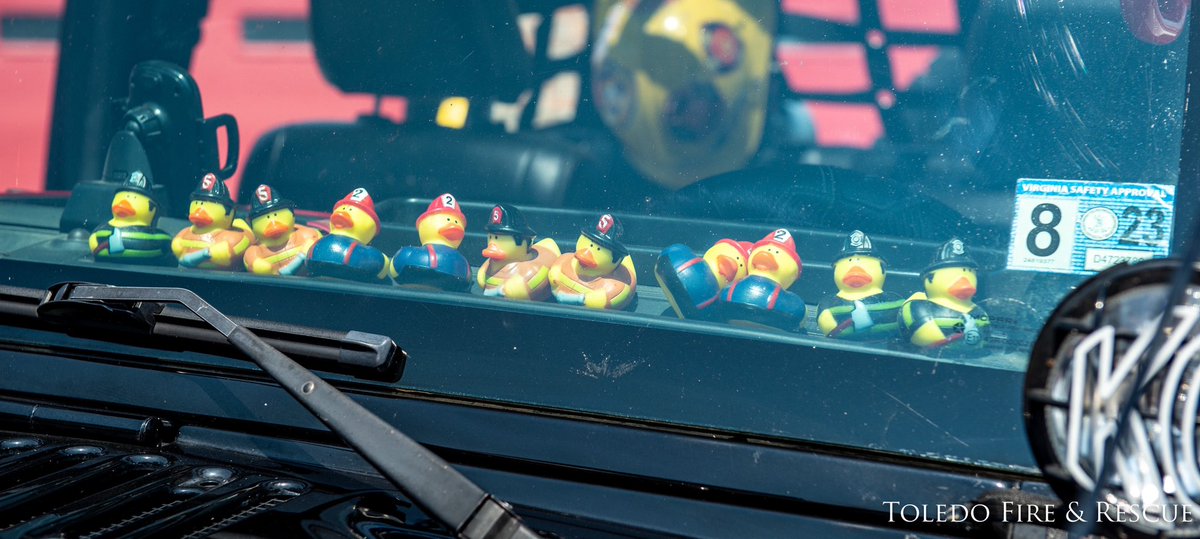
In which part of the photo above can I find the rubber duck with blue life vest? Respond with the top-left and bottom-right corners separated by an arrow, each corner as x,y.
243,184 -> 323,276
89,170 -> 173,263
549,214 -> 637,310
478,203 -> 561,300
718,229 -> 807,331
306,188 -> 391,282
171,173 -> 254,270
899,238 -> 991,352
391,193 -> 472,291
816,230 -> 905,340
655,238 -> 752,319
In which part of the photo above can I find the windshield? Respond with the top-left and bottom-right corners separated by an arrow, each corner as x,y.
0,0 -> 1192,474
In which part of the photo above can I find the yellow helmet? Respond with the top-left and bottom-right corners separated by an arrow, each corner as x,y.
591,0 -> 776,189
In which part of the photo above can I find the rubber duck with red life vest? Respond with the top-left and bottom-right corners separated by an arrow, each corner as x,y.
243,184 -> 323,276
89,171 -> 174,263
549,214 -> 637,310
899,238 -> 991,353
655,239 -> 752,319
718,229 -> 807,331
816,230 -> 905,340
171,173 -> 254,270
390,193 -> 472,291
306,188 -> 391,282
478,203 -> 561,300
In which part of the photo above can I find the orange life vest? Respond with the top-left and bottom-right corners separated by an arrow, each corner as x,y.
244,225 -> 322,275
479,243 -> 557,300
550,254 -> 637,310
173,227 -> 254,270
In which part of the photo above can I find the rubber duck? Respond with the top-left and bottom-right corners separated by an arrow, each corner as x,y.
655,239 -> 751,319
816,230 -> 905,340
705,239 -> 754,289
306,188 -> 391,282
477,203 -> 561,300
242,184 -> 323,276
549,214 -> 637,310
718,229 -> 807,332
171,173 -> 254,270
88,171 -> 173,262
899,238 -> 991,351
391,193 -> 472,291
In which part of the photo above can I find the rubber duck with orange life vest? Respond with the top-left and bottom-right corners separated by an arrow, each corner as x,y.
89,171 -> 173,263
306,188 -> 391,282
478,204 -> 561,300
242,184 -> 323,276
171,173 -> 254,270
816,230 -> 905,340
655,238 -> 752,319
899,238 -> 991,353
549,214 -> 637,310
391,193 -> 472,291
718,229 -> 807,332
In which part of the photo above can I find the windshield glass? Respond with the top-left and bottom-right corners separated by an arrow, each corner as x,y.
0,0 -> 1192,474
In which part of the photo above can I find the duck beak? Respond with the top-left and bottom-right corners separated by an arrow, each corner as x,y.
576,249 -> 598,268
112,199 -> 136,218
439,224 -> 465,242
330,210 -> 354,229
482,242 -> 507,260
841,266 -> 873,289
949,277 -> 976,300
750,251 -> 777,272
263,220 -> 289,239
189,208 -> 213,227
715,255 -> 739,282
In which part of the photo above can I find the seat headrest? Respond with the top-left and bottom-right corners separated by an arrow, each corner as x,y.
310,0 -> 534,100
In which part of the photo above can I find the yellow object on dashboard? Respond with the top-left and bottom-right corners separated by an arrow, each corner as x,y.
436,97 -> 470,129
591,0 -> 776,189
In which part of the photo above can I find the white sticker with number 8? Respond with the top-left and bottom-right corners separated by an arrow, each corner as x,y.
1008,198 -> 1078,273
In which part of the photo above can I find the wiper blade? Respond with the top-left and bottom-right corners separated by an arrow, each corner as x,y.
38,283 -> 539,539
0,284 -> 405,381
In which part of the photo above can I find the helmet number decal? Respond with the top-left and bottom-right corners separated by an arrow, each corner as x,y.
442,194 -> 457,208
201,173 -> 217,191
773,229 -> 791,243
597,214 -> 614,234
491,207 -> 503,224
350,188 -> 369,202
255,185 -> 273,203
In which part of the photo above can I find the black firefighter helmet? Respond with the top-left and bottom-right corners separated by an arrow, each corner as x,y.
485,203 -> 537,243
581,213 -> 628,261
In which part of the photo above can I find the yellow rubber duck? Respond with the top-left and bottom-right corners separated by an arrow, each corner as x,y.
306,188 -> 392,281
745,231 -> 801,290
478,203 -> 560,300
88,171 -> 172,260
816,230 -> 904,339
899,238 -> 991,350
416,194 -> 466,249
550,214 -> 637,310
703,239 -> 752,289
243,184 -> 322,276
171,173 -> 253,270
718,229 -> 806,331
390,193 -> 472,290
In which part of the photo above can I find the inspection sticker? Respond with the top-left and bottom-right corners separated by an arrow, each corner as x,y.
1007,178 -> 1174,275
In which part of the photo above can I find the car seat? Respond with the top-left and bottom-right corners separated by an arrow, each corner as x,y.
238,0 -> 627,211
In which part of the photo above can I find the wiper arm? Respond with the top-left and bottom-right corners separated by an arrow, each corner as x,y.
0,284 -> 405,381
37,283 -> 540,539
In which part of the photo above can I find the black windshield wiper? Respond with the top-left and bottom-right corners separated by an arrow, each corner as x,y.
34,282 -> 539,539
0,283 -> 405,381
